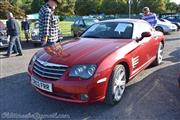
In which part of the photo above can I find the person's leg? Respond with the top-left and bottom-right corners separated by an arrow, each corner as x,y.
25,30 -> 29,42
12,44 -> 17,53
6,36 -> 16,57
15,36 -> 23,55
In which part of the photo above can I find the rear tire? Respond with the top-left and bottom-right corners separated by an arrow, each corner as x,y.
152,42 -> 164,66
105,64 -> 127,105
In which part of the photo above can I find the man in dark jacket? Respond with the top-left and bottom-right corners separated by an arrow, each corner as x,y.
4,12 -> 23,57
21,16 -> 30,42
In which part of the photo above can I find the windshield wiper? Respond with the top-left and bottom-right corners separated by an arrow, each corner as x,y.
82,35 -> 100,38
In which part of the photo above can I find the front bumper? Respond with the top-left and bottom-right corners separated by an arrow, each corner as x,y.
0,37 -> 9,48
163,27 -> 177,33
28,72 -> 107,103
31,35 -> 41,43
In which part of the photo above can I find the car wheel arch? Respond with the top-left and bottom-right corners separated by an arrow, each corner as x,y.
155,26 -> 164,33
110,60 -> 130,83
105,62 -> 129,105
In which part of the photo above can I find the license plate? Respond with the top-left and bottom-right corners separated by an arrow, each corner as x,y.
31,77 -> 53,92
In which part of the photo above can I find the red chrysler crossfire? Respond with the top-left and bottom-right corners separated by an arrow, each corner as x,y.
28,19 -> 165,105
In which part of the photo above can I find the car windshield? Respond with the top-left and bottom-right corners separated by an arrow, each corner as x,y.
84,19 -> 98,26
81,22 -> 133,39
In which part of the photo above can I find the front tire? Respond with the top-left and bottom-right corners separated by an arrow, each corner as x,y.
155,26 -> 164,33
105,64 -> 127,105
153,42 -> 164,66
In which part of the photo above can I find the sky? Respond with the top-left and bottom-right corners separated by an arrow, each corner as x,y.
170,0 -> 180,4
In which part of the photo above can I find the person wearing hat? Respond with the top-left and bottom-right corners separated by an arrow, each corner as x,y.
39,0 -> 61,46
142,7 -> 157,27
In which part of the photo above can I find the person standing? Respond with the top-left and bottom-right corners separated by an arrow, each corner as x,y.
21,16 -> 30,42
142,7 -> 157,27
39,0 -> 60,47
4,12 -> 23,57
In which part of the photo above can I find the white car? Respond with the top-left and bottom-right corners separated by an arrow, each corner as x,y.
155,18 -> 177,33
31,21 -> 41,46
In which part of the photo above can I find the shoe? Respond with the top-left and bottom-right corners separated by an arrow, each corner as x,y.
12,52 -> 17,54
3,54 -> 10,57
16,53 -> 23,56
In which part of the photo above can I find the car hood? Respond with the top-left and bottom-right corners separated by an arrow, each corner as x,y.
37,38 -> 132,66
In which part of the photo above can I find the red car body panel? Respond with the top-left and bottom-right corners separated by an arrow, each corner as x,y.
28,19 -> 165,103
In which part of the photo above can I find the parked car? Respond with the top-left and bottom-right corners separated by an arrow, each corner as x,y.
163,15 -> 180,30
28,19 -> 165,105
0,20 -> 9,48
31,21 -> 63,46
71,17 -> 99,37
31,21 -> 40,46
155,18 -> 177,33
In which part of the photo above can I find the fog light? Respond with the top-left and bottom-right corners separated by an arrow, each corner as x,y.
80,94 -> 89,101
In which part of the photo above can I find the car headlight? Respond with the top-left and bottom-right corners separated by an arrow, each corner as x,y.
32,55 -> 37,63
69,64 -> 97,79
29,54 -> 37,66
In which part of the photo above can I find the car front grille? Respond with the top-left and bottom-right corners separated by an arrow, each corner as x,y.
33,59 -> 68,80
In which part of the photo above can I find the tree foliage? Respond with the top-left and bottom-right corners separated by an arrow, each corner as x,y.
56,0 -> 76,15
0,0 -> 179,19
75,0 -> 102,15
0,0 -> 25,19
138,0 -> 166,13
100,0 -> 127,15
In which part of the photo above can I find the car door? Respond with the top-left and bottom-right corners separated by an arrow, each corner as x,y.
140,23 -> 157,60
129,23 -> 152,73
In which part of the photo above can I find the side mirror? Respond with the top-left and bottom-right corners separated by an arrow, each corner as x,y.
136,32 -> 151,42
141,32 -> 151,38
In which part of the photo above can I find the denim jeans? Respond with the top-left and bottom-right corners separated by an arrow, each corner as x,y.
7,35 -> 22,55
42,41 -> 56,47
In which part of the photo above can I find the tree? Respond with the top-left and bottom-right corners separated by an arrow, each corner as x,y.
31,0 -> 44,14
75,0 -> 101,15
56,0 -> 76,16
0,0 -> 25,19
100,0 -> 127,15
138,0 -> 166,13
131,0 -> 141,14
166,2 -> 179,13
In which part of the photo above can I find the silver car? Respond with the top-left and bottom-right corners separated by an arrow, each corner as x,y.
155,18 -> 177,33
0,20 -> 9,48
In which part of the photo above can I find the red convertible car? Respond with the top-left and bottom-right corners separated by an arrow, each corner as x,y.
28,19 -> 165,105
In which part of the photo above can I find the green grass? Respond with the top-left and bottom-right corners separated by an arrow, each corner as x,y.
19,21 -> 73,39
59,21 -> 73,36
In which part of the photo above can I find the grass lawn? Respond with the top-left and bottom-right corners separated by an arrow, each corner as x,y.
59,21 -> 73,36
20,21 -> 73,39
